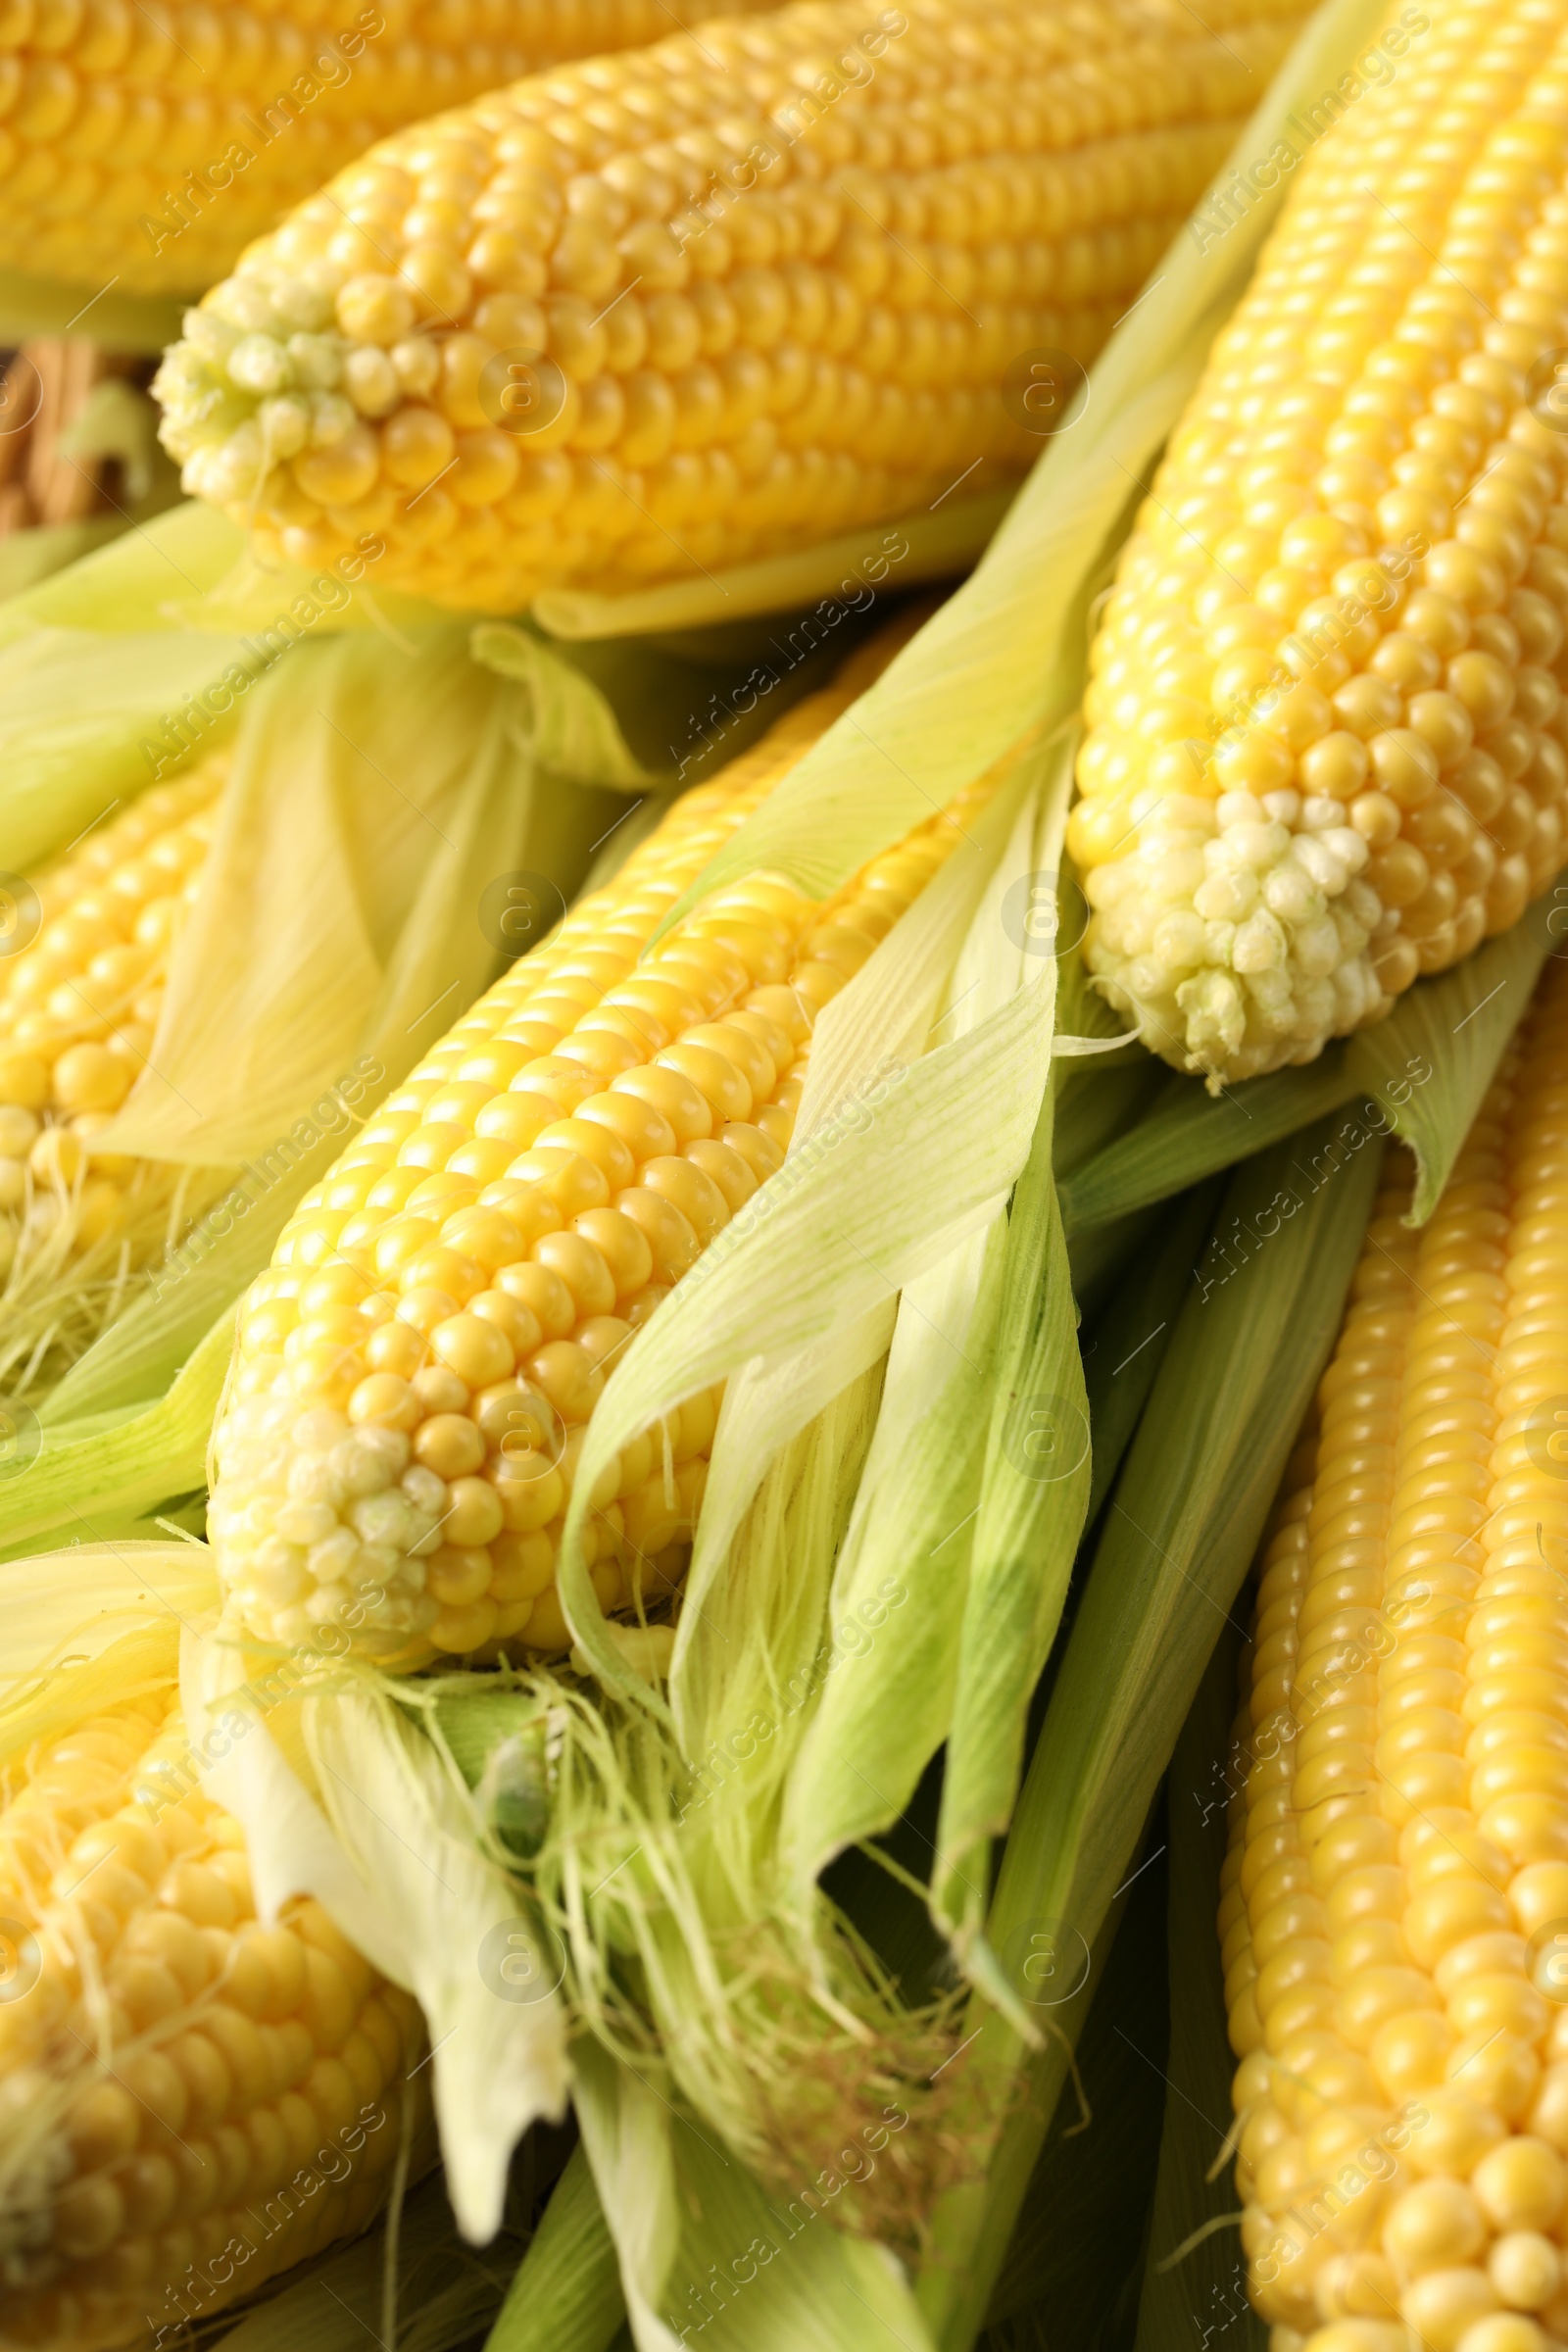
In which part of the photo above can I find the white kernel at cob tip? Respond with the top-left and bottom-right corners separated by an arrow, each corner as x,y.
1067,0 -> 1568,1085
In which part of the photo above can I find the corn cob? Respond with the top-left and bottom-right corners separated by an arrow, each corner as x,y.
0,1686 -> 425,2352
0,0 -> 791,299
205,649 -> 995,1664
154,0 -> 1308,613
1220,957 -> 1568,2352
0,759 -> 235,1386
1070,0 -> 1568,1088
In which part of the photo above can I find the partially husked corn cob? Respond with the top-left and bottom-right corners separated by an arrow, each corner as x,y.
3,0 -> 787,298
155,0 -> 1308,612
207,655 -> 994,1663
0,1687 -> 425,2352
1071,0 -> 1568,1087
1221,958 -> 1568,2352
0,760 -> 230,1386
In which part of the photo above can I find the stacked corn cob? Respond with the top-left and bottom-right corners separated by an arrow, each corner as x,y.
1222,952 -> 1568,2352
155,0 -> 1309,611
0,1685 -> 425,2352
0,759 -> 231,1378
0,0 -> 786,298
1070,0 -> 1568,1086
207,654 -> 994,1662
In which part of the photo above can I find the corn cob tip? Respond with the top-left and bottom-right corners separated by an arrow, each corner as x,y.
1069,0 -> 1568,1085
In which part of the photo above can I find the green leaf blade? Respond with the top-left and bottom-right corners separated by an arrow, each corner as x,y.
918,1113 -> 1384,2351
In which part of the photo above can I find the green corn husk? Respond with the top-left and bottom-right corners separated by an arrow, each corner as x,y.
914,1119 -> 1384,2351
529,491 -> 1015,643
484,2144 -> 625,2352
1080,1179 -> 1221,1533
1133,1628 -> 1263,2352
977,1830 -> 1171,2352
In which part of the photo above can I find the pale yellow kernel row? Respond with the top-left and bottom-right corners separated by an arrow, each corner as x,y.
1226,953 -> 1568,2352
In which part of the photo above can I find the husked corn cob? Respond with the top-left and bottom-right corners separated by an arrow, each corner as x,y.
206,651 -> 994,1663
1071,0 -> 1568,1087
2,0 -> 787,298
1220,957 -> 1568,2352
155,0 -> 1308,612
0,1687 -> 425,2352
0,760 -> 231,1379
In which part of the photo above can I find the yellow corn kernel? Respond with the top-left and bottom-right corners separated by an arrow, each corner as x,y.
1225,956 -> 1568,2352
1071,0 -> 1568,1084
0,0 -> 791,298
156,0 -> 1309,610
206,637 -> 998,1663
0,759 -> 234,1380
0,1690 -> 425,2351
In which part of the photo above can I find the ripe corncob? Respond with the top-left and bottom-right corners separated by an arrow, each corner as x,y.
1220,956 -> 1568,2352
0,1688 -> 425,2352
0,759 -> 232,1379
154,0 -> 1308,612
0,0 -> 786,298
1070,0 -> 1568,1087
206,653 -> 995,1663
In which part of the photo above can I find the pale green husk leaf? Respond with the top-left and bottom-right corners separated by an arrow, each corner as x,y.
483,2145 -> 625,2352
676,757 -> 1045,1625
0,501 -> 250,642
772,759 -> 1081,1936
0,519 -> 127,604
570,2041 -> 935,2352
916,1118 -> 1384,2352
0,496 -> 445,643
103,623 -> 610,1167
927,779 -> 1092,1965
0,1540 -> 212,1765
0,1309 -> 230,1553
186,1635 -> 571,2245
0,624 -> 250,872
530,489 -> 1012,641
1347,885 -> 1559,1223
